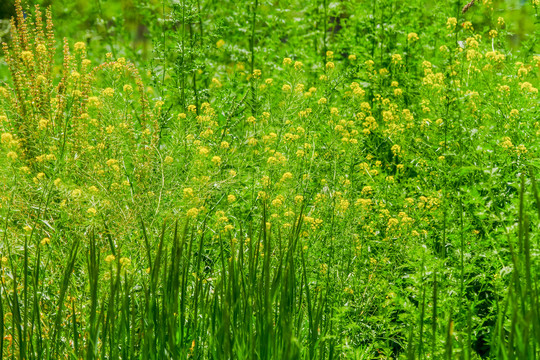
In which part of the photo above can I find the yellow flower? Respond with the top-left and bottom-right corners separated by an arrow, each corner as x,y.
283,57 -> 292,65
41,237 -> 51,245
387,218 -> 399,228
361,186 -> 373,195
281,172 -> 293,181
271,197 -> 283,208
1,132 -> 13,144
183,188 -> 195,199
120,257 -> 131,267
407,32 -> 419,41
88,96 -> 101,107
21,51 -> 34,62
188,104 -> 197,112
87,207 -> 97,215
102,87 -> 115,97
462,21 -> 473,31
520,82 -> 538,93
187,207 -> 199,217
282,84 -> 291,92
516,144 -> 527,154
198,147 -> 210,155
211,156 -> 222,165
36,44 -> 47,53
38,118 -> 49,129
446,17 -> 457,29
164,156 -> 174,164
216,39 -> 225,48
74,42 -> 86,51
326,61 -> 335,70
6,151 -> 17,160
227,194 -> 236,203
105,254 -> 116,263
391,54 -> 402,64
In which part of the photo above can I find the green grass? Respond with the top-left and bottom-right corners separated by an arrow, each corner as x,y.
0,0 -> 539,358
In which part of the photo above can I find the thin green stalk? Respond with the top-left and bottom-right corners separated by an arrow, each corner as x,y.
432,270 -> 438,358
250,0 -> 259,115
49,239 -> 80,359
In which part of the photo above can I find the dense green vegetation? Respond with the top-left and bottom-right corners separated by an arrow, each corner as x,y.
0,0 -> 539,358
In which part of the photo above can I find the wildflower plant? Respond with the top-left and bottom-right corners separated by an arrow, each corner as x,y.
0,0 -> 539,359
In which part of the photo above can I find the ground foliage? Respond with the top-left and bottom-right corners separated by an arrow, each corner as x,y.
0,0 -> 539,358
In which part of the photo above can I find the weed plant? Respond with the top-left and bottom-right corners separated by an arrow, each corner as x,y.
0,0 -> 539,358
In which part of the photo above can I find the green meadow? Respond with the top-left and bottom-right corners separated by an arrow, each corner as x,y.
0,0 -> 539,358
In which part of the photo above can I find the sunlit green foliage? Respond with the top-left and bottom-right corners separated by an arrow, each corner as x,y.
0,0 -> 539,358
